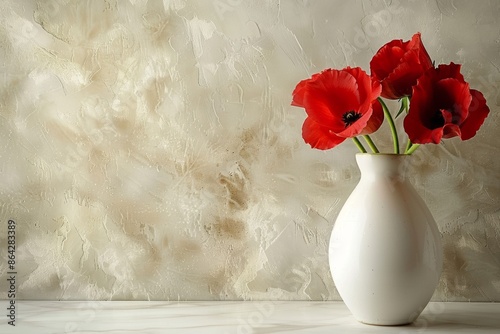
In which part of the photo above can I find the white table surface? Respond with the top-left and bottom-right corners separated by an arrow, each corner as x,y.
1,301 -> 499,333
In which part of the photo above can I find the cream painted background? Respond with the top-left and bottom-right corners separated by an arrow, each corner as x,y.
0,0 -> 499,301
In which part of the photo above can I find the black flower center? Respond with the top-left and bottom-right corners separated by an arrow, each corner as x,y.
428,110 -> 445,129
342,111 -> 362,127
427,108 -> 454,129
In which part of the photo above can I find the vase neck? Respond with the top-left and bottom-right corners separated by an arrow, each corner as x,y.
355,154 -> 409,179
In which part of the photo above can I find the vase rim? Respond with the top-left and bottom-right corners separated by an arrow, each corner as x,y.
355,153 -> 410,176
355,153 -> 409,156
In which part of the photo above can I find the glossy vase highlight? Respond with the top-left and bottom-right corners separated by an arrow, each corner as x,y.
329,154 -> 443,325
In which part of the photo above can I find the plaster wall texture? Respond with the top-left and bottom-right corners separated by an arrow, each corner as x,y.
0,0 -> 499,301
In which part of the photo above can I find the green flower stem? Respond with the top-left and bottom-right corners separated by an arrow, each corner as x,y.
352,137 -> 367,153
363,135 -> 380,153
405,143 -> 420,155
378,97 -> 399,154
404,96 -> 409,113
404,139 -> 412,153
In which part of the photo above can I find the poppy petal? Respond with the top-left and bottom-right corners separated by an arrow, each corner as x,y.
291,73 -> 321,107
335,109 -> 372,138
404,73 -> 442,144
360,99 -> 384,135
460,89 -> 490,140
404,63 -> 489,144
435,78 -> 471,125
291,79 -> 308,107
302,117 -> 346,150
370,33 -> 433,99
292,67 -> 382,150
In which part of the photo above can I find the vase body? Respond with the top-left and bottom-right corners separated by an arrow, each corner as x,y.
329,154 -> 443,325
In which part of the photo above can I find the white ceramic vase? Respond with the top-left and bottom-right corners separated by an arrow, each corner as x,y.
329,153 -> 443,326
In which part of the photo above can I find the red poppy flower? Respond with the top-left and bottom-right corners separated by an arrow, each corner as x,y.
370,33 -> 433,99
292,67 -> 383,150
403,63 -> 490,144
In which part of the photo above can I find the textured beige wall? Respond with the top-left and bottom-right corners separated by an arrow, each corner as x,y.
0,0 -> 499,301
